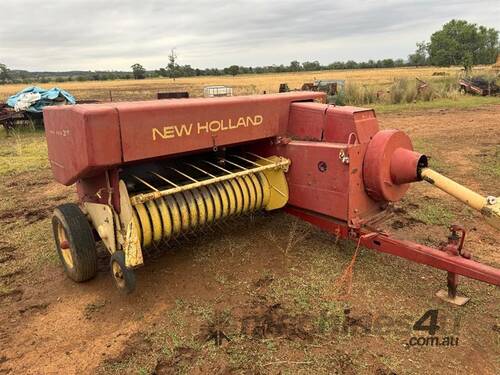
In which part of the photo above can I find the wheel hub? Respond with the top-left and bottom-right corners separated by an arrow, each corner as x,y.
57,223 -> 74,268
112,261 -> 125,288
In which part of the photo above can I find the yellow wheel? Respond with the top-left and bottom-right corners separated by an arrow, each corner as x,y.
52,204 -> 97,282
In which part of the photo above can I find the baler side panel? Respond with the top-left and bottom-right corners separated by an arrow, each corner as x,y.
287,102 -> 326,140
347,144 -> 383,224
119,100 -> 277,162
323,106 -> 379,144
118,93 -> 325,162
276,141 -> 350,220
44,106 -> 122,185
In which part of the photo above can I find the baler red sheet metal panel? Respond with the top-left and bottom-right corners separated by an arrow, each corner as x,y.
270,102 -> 384,224
43,92 -> 325,186
43,105 -> 122,185
287,102 -> 379,143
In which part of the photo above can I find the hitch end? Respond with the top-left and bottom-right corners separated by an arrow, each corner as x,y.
420,168 -> 499,231
482,197 -> 500,230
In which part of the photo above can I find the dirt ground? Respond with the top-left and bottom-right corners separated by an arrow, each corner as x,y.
0,106 -> 498,375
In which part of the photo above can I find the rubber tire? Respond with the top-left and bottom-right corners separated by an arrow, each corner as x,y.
52,203 -> 98,282
110,251 -> 136,294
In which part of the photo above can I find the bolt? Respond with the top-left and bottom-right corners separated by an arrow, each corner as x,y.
486,196 -> 496,205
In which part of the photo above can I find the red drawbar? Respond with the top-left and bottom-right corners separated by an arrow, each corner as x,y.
286,206 -> 500,286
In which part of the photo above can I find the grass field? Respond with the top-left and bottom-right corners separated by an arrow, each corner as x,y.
1,65 -> 497,104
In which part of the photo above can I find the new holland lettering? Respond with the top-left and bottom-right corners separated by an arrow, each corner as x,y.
152,115 -> 263,140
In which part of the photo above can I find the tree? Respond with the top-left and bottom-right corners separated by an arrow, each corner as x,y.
381,58 -> 395,68
394,58 -> 405,67
156,67 -> 168,77
0,63 -> 10,83
302,61 -> 321,71
344,60 -> 358,69
131,63 -> 146,79
167,49 -> 179,81
427,20 -> 499,70
408,41 -> 429,66
227,65 -> 239,76
289,60 -> 301,72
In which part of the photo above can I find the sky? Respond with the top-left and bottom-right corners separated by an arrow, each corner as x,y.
0,0 -> 499,71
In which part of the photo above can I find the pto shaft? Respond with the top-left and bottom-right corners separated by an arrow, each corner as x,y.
420,168 -> 500,230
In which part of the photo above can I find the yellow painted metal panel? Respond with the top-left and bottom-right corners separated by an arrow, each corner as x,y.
146,200 -> 163,243
192,189 -> 207,226
228,178 -> 244,215
208,184 -> 222,220
183,190 -> 199,229
165,195 -> 182,235
135,203 -> 152,248
200,186 -> 215,223
156,197 -> 172,239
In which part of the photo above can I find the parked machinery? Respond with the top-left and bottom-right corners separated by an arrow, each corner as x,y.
44,92 -> 499,302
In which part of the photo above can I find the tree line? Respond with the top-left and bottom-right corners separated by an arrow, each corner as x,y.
0,57 -> 420,84
1,19 -> 498,84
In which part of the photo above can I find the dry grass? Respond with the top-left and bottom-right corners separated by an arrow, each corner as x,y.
0,65 -> 495,102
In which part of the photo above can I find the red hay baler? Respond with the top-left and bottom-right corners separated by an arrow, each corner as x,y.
43,92 -> 499,302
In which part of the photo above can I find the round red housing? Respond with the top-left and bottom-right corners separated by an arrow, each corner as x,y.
363,129 -> 427,202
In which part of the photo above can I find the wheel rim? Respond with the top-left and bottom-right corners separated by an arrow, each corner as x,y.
57,222 -> 74,268
112,261 -> 126,288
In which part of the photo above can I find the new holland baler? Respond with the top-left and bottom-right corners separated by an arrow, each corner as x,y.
43,92 -> 499,302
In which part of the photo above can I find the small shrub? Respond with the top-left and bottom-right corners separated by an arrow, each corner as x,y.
343,82 -> 364,105
342,82 -> 379,106
333,90 -> 346,105
388,78 -> 417,104
362,85 -> 378,104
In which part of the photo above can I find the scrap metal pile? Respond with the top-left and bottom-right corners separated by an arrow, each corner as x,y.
0,86 -> 75,131
43,92 -> 499,302
459,77 -> 499,96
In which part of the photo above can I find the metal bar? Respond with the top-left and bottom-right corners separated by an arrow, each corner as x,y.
224,159 -> 248,170
232,152 -> 288,198
358,235 -> 500,286
203,160 -> 233,174
185,163 -> 217,178
130,157 -> 290,205
170,167 -> 199,183
151,172 -> 179,187
285,206 -> 500,286
132,175 -> 159,191
271,185 -> 287,198
421,168 -> 500,230
420,168 -> 486,211
246,152 -> 276,163
231,154 -> 261,166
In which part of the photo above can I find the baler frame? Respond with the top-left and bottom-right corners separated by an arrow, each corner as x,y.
43,92 -> 499,299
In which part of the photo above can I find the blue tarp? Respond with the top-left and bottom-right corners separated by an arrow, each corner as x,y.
6,86 -> 76,113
